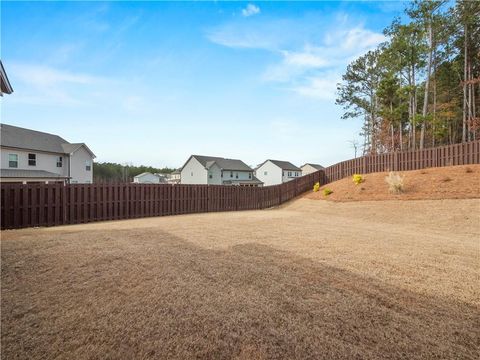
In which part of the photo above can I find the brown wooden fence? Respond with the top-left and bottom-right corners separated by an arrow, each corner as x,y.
0,171 -> 324,229
1,140 -> 479,229
324,140 -> 480,183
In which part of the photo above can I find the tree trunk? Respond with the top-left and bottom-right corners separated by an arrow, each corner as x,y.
420,22 -> 433,149
432,44 -> 437,147
399,123 -> 403,151
462,23 -> 468,142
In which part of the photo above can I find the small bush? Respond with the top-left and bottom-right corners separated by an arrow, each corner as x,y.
313,182 -> 320,192
323,188 -> 333,196
385,172 -> 404,194
465,167 -> 473,173
441,176 -> 452,182
352,174 -> 364,185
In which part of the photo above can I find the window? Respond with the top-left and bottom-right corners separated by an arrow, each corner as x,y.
56,156 -> 63,167
209,174 -> 213,179
249,173 -> 252,179
85,160 -> 91,171
221,171 -> 223,178
264,171 -> 268,176
230,171 -> 233,178
288,171 -> 292,177
236,172 -> 238,179
191,172 -> 193,176
28,153 -> 36,166
8,154 -> 18,168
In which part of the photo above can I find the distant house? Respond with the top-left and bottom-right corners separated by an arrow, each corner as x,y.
0,61 -> 13,96
0,124 -> 96,184
168,169 -> 181,184
180,155 -> 263,186
301,163 -> 325,176
133,172 -> 166,184
255,160 -> 301,186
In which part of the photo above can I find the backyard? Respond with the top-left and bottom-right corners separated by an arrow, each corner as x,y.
2,197 -> 479,359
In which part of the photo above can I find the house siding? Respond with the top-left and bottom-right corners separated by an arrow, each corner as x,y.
69,147 -> 94,183
181,157 -> 208,184
282,169 -> 301,183
134,173 -> 160,184
1,147 -> 69,177
301,164 -> 321,176
255,161 -> 283,186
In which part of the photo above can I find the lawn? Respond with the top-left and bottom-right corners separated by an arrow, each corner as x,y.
1,198 -> 479,359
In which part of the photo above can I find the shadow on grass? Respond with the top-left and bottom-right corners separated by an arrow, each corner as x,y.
2,229 -> 478,359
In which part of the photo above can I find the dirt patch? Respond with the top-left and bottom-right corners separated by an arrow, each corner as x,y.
305,164 -> 480,202
2,199 -> 479,359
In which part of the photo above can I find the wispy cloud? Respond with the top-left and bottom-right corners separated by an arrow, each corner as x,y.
8,63 -> 102,106
242,4 -> 260,17
207,14 -> 385,101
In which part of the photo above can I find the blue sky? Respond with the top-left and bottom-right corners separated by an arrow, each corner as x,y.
1,1 -> 406,168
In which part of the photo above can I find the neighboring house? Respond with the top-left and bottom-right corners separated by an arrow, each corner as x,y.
133,172 -> 168,184
0,60 -> 13,96
301,163 -> 325,176
180,155 -> 263,186
0,124 -> 96,184
166,169 -> 181,184
255,160 -> 302,186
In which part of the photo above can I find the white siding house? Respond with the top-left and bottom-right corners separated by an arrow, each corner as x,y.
180,155 -> 263,186
255,160 -> 302,186
133,172 -> 165,184
0,124 -> 95,184
301,163 -> 324,176
167,169 -> 181,184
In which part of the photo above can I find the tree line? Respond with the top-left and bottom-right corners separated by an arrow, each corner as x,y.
93,162 -> 176,183
336,0 -> 479,155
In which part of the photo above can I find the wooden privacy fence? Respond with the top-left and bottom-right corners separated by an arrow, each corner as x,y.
324,140 -> 480,183
0,171 -> 323,229
1,140 -> 479,229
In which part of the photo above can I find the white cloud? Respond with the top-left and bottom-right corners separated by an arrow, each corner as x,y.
242,4 -> 260,17
8,63 -> 104,106
206,14 -> 385,101
283,50 -> 329,68
291,73 -> 341,100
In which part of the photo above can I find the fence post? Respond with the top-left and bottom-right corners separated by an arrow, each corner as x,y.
62,183 -> 67,225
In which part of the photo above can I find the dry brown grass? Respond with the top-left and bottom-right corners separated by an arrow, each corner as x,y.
305,164 -> 480,202
2,198 -> 479,359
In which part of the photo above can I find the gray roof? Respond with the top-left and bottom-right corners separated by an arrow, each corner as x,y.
259,160 -> 301,171
0,61 -> 13,95
134,172 -> 155,178
223,176 -> 263,185
0,169 -> 67,178
302,163 -> 324,170
0,123 -> 95,157
191,155 -> 252,172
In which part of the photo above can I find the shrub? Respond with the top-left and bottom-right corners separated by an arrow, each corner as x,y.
385,172 -> 404,194
465,167 -> 473,173
323,188 -> 333,196
313,182 -> 320,192
352,174 -> 364,185
441,176 -> 452,182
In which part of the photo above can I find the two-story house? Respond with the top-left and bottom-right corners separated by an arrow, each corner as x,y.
180,155 -> 263,186
255,160 -> 302,186
301,163 -> 324,175
0,124 -> 96,184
